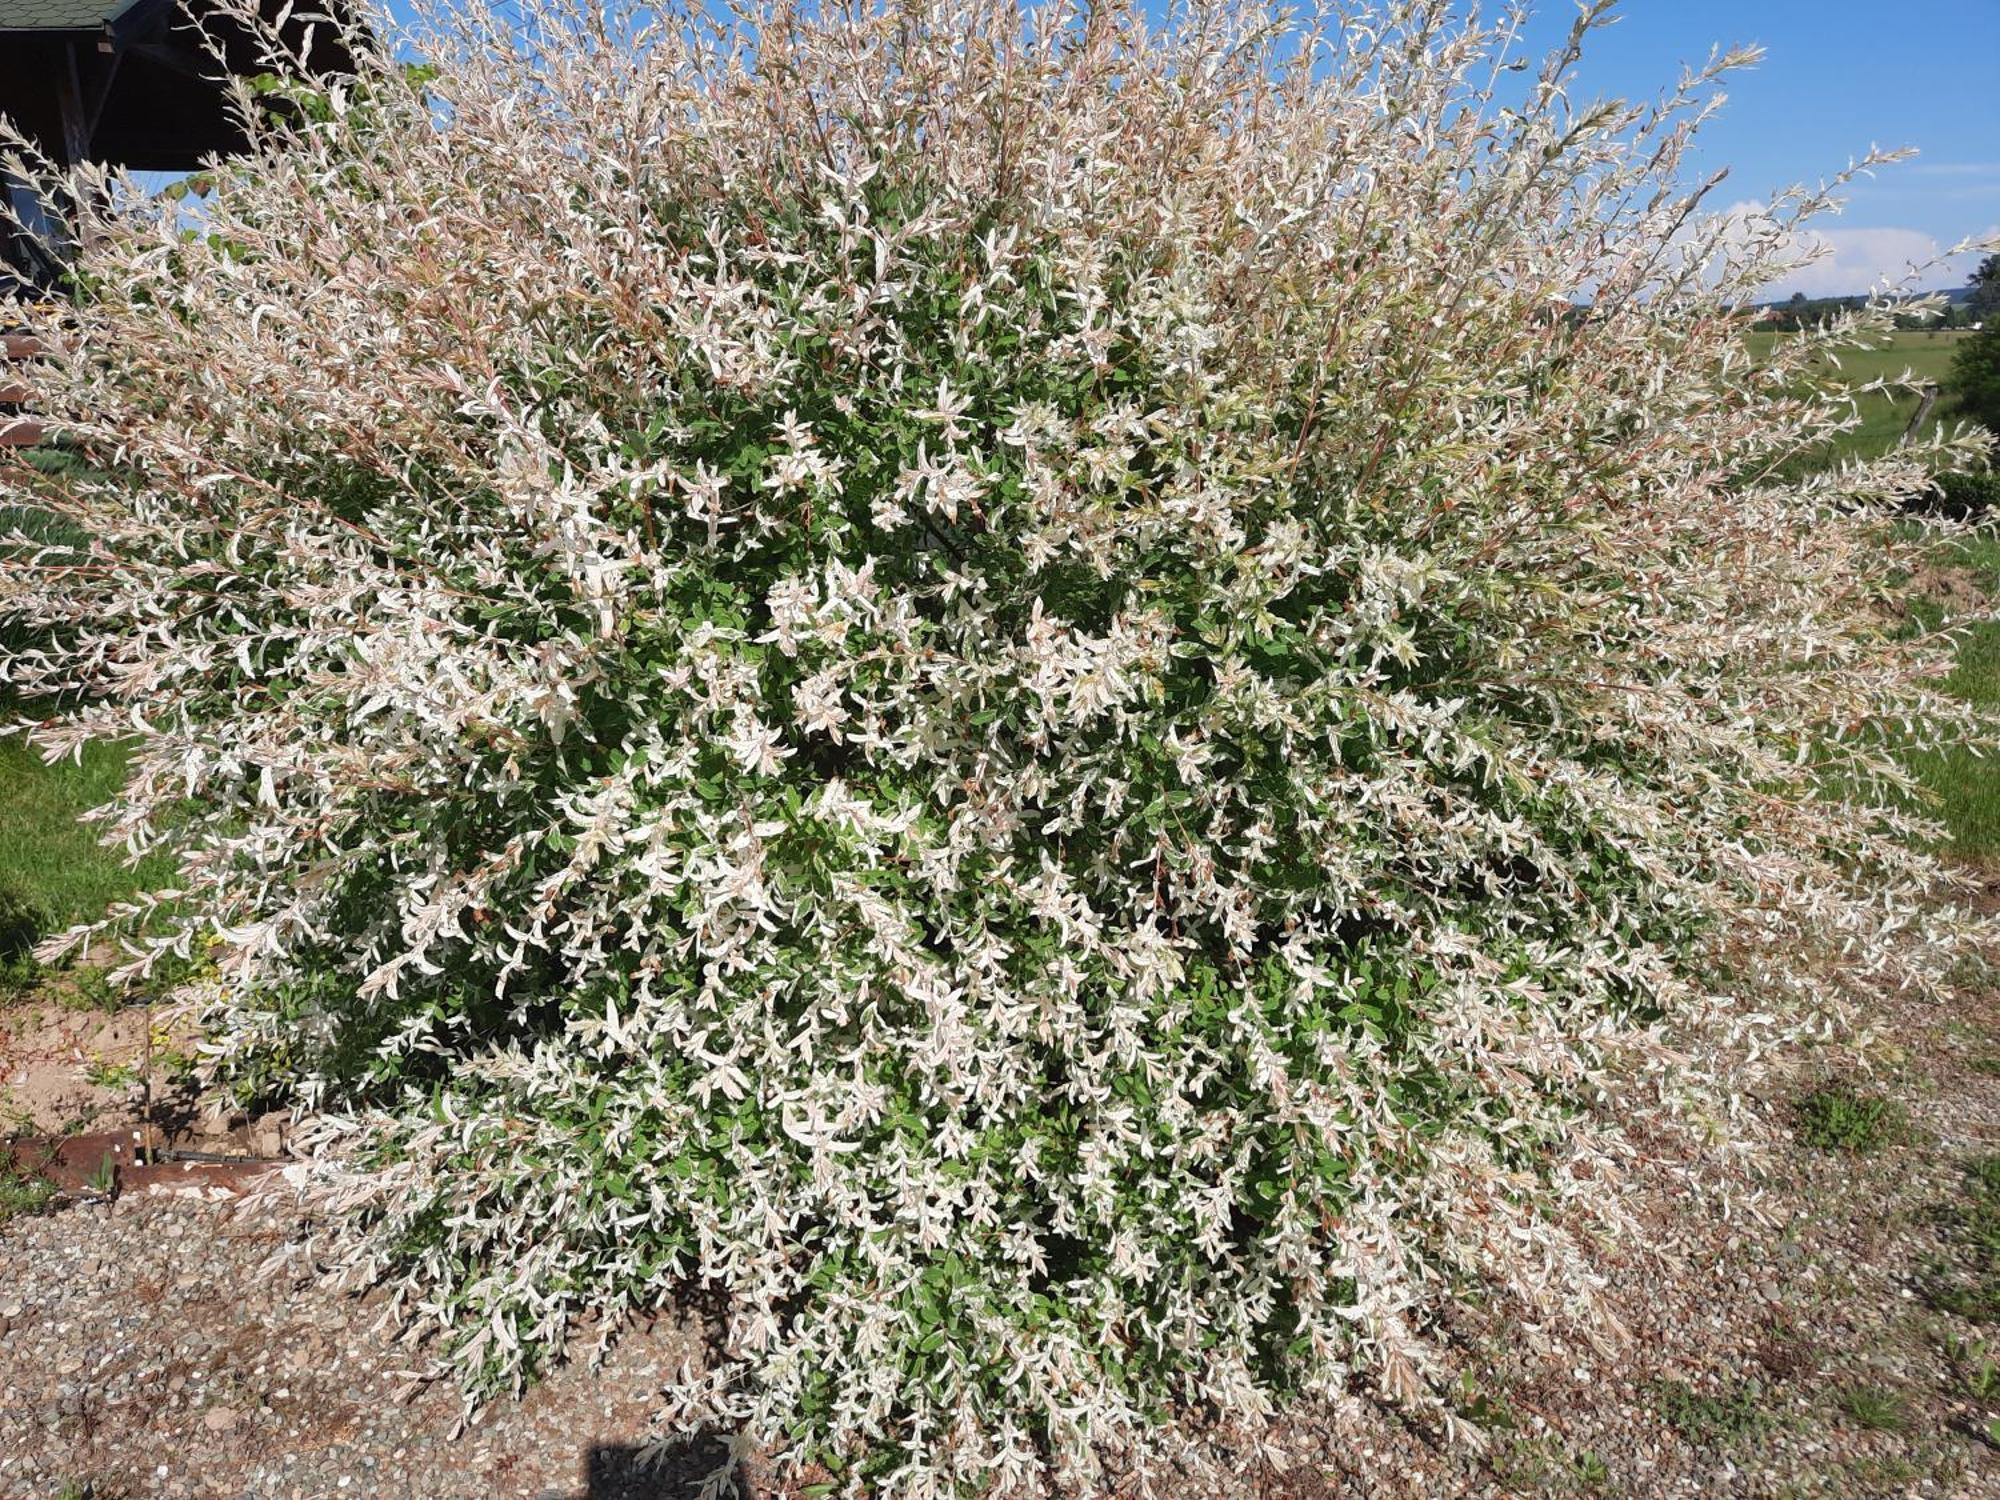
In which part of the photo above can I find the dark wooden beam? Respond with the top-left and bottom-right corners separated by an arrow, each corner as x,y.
85,46 -> 128,143
54,41 -> 93,168
125,34 -> 221,82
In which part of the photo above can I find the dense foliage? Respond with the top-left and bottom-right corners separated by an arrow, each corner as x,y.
1926,470 -> 2000,520
1966,253 -> 2000,326
3,0 -> 1996,1492
1952,318 -> 2000,433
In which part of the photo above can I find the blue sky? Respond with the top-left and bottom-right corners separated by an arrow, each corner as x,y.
1510,0 -> 2000,295
357,0 -> 1999,296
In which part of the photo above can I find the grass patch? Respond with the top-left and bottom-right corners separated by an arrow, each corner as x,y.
1944,1335 -> 2000,1400
1925,1155 -> 2000,1322
1488,1436 -> 1612,1492
1794,1084 -> 1904,1152
0,705 -> 192,1009
1569,1450 -> 1610,1490
1835,1385 -> 1909,1432
1744,329 -> 1971,467
0,1152 -> 57,1223
0,878 -> 48,997
1901,528 -> 2000,865
56,964 -> 131,1013
2,497 -> 170,944
0,729 -> 168,939
1655,1377 -> 1773,1448
1454,1372 -> 1517,1433
82,1057 -> 139,1091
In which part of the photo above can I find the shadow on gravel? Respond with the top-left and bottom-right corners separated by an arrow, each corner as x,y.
582,1436 -> 745,1499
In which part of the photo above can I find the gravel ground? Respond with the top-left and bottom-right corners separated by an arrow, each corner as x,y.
7,936 -> 2000,1498
0,1190 -> 721,1500
1299,934 -> 2000,1499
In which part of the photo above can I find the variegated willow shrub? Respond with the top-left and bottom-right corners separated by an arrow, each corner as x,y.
4,0 -> 1996,1492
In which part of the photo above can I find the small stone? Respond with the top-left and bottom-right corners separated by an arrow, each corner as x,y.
204,1405 -> 240,1433
247,1115 -> 286,1158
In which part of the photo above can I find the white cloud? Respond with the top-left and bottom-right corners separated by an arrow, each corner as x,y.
1759,225 -> 1967,297
1710,199 -> 1996,299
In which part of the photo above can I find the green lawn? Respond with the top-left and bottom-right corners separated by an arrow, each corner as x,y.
4,492 -> 171,943
1745,328 -> 1972,465
0,730 -> 166,932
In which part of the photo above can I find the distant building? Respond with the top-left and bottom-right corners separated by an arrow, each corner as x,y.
1,0 -> 358,287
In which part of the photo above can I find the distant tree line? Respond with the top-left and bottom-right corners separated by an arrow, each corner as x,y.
1753,291 -> 1980,334
1754,292 -> 1866,332
1950,254 -> 2000,433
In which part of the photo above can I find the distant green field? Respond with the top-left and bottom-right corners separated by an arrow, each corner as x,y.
1902,529 -> 2000,866
1745,327 -> 1972,465
1745,326 -> 2000,868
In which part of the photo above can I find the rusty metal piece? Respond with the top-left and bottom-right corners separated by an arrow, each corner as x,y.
6,1129 -> 287,1197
